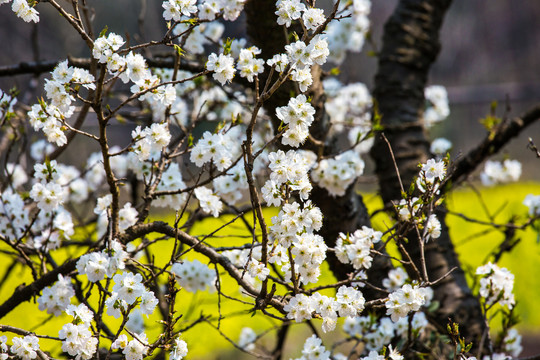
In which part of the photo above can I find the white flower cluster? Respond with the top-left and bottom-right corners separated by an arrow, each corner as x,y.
76,240 -> 127,282
284,35 -> 329,92
213,162 -> 248,206
206,52 -> 236,85
29,160 -> 68,212
335,226 -> 382,270
131,123 -> 171,161
424,85 -> 450,127
153,163 -> 188,209
237,46 -> 265,82
92,33 -> 176,107
171,22 -> 224,56
269,201 -> 325,284
416,157 -> 446,194
163,0 -> 244,22
396,197 -> 421,222
476,262 -> 515,309
326,0 -> 371,64
344,313 -> 428,353
382,267 -> 409,292
262,149 -> 315,206
170,336 -> 189,360
311,150 -> 365,197
190,129 -> 243,171
480,159 -> 522,186
112,333 -> 149,360
238,327 -> 257,351
292,334 -> 330,360
421,158 -> 446,184
59,304 -> 98,359
276,94 -> 315,147
0,189 -> 30,240
274,0 -> 325,31
10,335 -> 40,360
385,283 -> 432,322
37,275 -> 74,316
430,137 -> 452,157
171,259 -> 216,292
325,81 -> 373,152
284,286 -> 365,332
502,328 -> 523,358
28,61 -> 95,146
523,194 -> 540,216
0,88 -> 17,119
0,335 -> 8,360
194,187 -> 223,217
0,0 -> 39,23
103,272 -> 158,319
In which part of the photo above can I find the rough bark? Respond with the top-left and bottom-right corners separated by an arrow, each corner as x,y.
370,0 -> 485,347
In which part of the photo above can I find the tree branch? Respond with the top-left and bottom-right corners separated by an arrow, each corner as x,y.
0,57 -> 203,77
445,104 -> 540,190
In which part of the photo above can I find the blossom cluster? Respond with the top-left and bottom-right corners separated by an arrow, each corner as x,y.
382,267 -> 409,292
153,163 -> 188,209
0,88 -> 17,118
29,160 -> 68,212
292,334 -> 330,360
269,201 -> 325,284
76,240 -> 128,282
325,0 -> 371,64
276,94 -> 315,147
190,129 -> 243,171
344,313 -> 428,353
171,259 -> 216,292
93,33 -> 177,108
285,35 -> 329,91
480,159 -> 522,186
28,60 -> 95,146
170,336 -> 189,360
523,194 -> 540,216
335,226 -> 382,270
385,283 -> 432,322
284,286 -> 366,332
325,81 -> 373,150
238,327 -> 257,351
262,149 -> 315,206
430,137 -> 452,157
37,275 -> 75,316
476,262 -> 515,309
59,304 -> 98,359
424,85 -> 450,127
311,150 -> 365,197
163,0 -> 244,22
0,0 -> 39,23
0,189 -> 30,240
131,123 -> 172,161
10,335 -> 41,360
112,333 -> 149,360
105,272 -> 159,319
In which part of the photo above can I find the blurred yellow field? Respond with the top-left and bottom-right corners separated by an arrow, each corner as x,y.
1,182 -> 539,358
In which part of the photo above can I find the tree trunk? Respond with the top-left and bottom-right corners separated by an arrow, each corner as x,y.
370,0 -> 486,348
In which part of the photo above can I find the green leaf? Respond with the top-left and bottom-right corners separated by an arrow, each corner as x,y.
98,25 -> 108,38
174,44 -> 186,58
330,67 -> 340,76
222,37 -> 233,55
367,50 -> 378,57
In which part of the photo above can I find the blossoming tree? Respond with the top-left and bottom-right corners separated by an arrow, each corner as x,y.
0,0 -> 539,359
